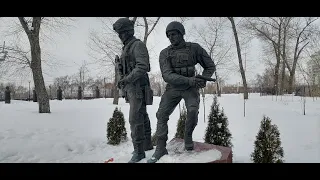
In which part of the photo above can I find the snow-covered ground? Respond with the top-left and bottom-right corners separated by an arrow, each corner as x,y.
0,93 -> 319,163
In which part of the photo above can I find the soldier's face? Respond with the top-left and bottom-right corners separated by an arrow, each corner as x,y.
118,32 -> 127,43
117,29 -> 134,44
167,30 -> 182,46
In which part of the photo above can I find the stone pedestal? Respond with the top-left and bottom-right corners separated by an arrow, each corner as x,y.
167,138 -> 232,163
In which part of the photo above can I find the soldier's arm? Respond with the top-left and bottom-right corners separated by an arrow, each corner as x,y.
159,49 -> 190,85
195,43 -> 216,78
125,41 -> 150,83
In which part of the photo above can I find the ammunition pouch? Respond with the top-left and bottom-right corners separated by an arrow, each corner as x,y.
168,42 -> 196,78
173,66 -> 195,77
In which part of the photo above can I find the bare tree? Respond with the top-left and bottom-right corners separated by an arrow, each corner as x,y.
297,42 -> 320,98
0,43 -> 31,80
296,62 -> 313,97
279,17 -> 293,95
138,17 -> 160,44
0,43 -> 64,87
305,31 -> 320,71
0,17 -> 76,113
244,17 -> 320,95
19,17 -> 48,113
191,17 -> 234,97
283,17 -> 319,94
244,17 -> 286,96
87,18 -> 123,104
228,17 -> 249,99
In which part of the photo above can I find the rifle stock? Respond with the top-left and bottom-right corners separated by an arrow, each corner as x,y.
115,55 -> 125,98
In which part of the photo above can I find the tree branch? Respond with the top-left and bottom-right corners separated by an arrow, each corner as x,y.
18,17 -> 31,34
147,17 -> 160,37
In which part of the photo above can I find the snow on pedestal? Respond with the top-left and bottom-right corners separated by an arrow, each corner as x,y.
159,138 -> 232,163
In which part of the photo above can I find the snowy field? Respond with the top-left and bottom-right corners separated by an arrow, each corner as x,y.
0,93 -> 319,163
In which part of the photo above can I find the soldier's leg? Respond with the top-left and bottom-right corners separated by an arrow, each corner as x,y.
147,88 -> 182,163
142,104 -> 153,151
182,87 -> 200,151
127,88 -> 146,163
132,100 -> 153,153
131,90 -> 153,154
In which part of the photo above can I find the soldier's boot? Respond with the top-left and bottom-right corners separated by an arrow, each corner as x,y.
144,134 -> 154,151
184,122 -> 196,151
128,143 -> 145,163
185,110 -> 198,151
184,135 -> 194,151
147,140 -> 168,163
131,136 -> 154,154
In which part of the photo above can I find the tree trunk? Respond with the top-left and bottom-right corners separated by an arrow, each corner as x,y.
280,60 -> 286,95
287,71 -> 295,94
273,60 -> 280,95
287,55 -> 301,94
228,17 -> 248,99
18,17 -> 50,113
29,35 -> 50,113
18,17 -> 51,113
215,72 -> 221,97
280,25 -> 288,95
274,24 -> 282,96
216,81 -> 221,97
286,17 -> 316,94
272,42 -> 281,96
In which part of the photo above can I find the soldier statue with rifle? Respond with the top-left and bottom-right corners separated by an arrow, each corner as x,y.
113,18 -> 154,163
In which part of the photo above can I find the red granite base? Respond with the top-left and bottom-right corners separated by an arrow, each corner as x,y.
167,138 -> 232,163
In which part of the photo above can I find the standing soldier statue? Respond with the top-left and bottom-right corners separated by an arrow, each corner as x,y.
147,21 -> 216,163
113,17 -> 154,163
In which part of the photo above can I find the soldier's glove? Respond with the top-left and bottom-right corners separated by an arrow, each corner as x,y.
197,80 -> 206,89
188,77 -> 206,89
117,78 -> 128,88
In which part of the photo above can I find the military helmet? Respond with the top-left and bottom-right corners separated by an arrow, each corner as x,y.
113,18 -> 134,33
166,21 -> 185,37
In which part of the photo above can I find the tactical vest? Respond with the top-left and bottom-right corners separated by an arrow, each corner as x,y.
120,38 -> 139,76
120,38 -> 150,86
167,42 -> 196,77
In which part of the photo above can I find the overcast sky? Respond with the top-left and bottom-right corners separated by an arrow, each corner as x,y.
0,17 -> 265,88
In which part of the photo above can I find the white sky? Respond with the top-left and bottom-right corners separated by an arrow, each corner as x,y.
0,17 -> 265,87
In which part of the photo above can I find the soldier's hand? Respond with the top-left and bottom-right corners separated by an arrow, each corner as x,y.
117,78 -> 128,88
189,77 -> 206,88
117,81 -> 123,88
196,80 -> 206,89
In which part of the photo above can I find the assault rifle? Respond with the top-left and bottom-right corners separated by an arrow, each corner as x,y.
115,55 -> 125,98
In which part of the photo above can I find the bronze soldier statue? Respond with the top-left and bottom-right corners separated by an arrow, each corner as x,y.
113,18 -> 154,163
147,21 -> 216,163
